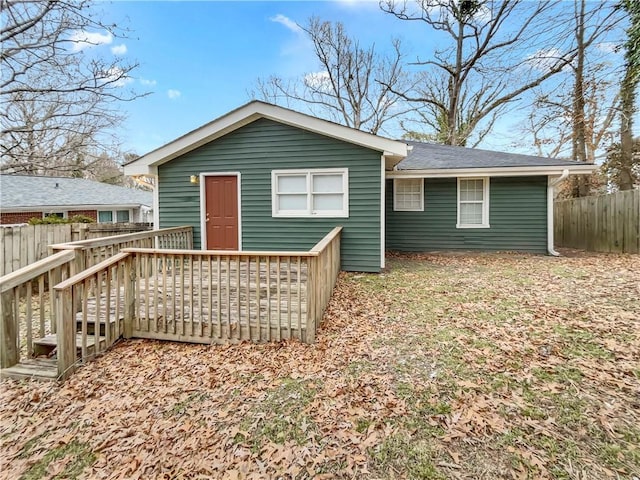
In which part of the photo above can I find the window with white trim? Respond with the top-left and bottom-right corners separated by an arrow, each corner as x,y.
98,209 -> 131,223
393,178 -> 424,211
457,177 -> 490,228
272,169 -> 348,217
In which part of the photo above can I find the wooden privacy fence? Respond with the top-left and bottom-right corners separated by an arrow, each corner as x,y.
51,226 -> 342,380
554,190 -> 640,254
0,223 -> 152,276
0,227 -> 193,378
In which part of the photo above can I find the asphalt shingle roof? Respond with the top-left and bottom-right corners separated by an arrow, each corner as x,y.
397,141 -> 589,170
0,175 -> 153,209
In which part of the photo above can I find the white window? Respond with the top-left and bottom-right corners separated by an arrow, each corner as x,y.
457,177 -> 490,228
393,178 -> 424,211
272,169 -> 349,218
98,209 -> 131,223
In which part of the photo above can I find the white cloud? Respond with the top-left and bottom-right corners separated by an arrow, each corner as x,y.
140,78 -> 157,86
597,42 -> 619,54
525,48 -> 571,72
471,5 -> 493,23
69,30 -> 113,51
167,89 -> 181,100
111,43 -> 127,55
104,67 -> 133,87
270,14 -> 303,35
304,71 -> 331,91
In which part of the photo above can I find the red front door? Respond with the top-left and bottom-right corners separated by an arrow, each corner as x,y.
204,175 -> 238,250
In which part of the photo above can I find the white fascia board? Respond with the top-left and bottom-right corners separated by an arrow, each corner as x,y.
123,101 -> 408,176
386,164 -> 597,178
1,204 -> 146,212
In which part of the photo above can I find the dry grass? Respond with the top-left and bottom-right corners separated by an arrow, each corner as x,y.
1,250 -> 638,479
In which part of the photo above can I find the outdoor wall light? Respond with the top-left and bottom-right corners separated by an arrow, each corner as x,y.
190,175 -> 199,185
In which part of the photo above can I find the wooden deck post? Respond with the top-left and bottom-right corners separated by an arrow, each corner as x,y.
305,257 -> 317,344
123,254 -> 135,339
56,287 -> 76,380
0,290 -> 19,368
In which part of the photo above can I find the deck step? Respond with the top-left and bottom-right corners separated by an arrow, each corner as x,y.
1,358 -> 58,381
76,316 -> 122,337
33,333 -> 107,357
35,333 -> 106,348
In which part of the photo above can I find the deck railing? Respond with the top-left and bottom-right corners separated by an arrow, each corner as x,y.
53,252 -> 134,379
0,250 -> 75,369
0,227 -> 193,377
50,226 -> 192,272
52,226 -> 342,379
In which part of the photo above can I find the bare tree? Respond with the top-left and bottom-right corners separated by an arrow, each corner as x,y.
252,17 -> 411,135
1,0 -> 143,176
379,0 -> 588,147
615,0 -> 640,191
525,72 -> 619,163
518,1 -> 622,196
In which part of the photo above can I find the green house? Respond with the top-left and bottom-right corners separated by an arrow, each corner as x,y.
124,101 -> 595,272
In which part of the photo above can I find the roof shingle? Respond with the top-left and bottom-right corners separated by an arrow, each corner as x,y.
0,175 -> 153,209
397,141 -> 590,170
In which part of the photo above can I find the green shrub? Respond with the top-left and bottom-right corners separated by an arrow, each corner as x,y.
28,215 -> 95,225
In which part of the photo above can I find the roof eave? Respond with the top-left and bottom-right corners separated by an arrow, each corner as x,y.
386,164 -> 598,178
0,203 -> 150,212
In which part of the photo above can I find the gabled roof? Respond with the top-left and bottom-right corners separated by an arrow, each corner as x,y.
0,175 -> 153,211
123,100 -> 409,176
388,141 -> 597,177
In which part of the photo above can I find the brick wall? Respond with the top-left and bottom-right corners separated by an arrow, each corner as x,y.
68,210 -> 97,221
1,211 -> 43,224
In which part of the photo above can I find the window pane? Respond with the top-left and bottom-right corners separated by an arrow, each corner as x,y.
460,179 -> 483,201
460,203 -> 483,225
278,194 -> 307,211
98,211 -> 112,223
45,212 -> 64,218
313,193 -> 343,211
397,179 -> 421,194
116,210 -> 130,222
278,175 -> 306,193
312,174 -> 343,193
395,179 -> 423,210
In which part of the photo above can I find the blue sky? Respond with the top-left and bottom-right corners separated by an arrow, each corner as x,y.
98,1 -> 429,155
89,1 -> 623,158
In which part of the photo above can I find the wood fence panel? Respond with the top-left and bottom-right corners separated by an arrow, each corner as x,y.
0,223 -> 153,276
554,190 -> 639,254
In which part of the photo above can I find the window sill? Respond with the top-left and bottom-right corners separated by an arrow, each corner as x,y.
456,224 -> 490,229
273,213 -> 349,219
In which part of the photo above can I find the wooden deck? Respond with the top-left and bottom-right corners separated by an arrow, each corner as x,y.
1,226 -> 341,381
6,256 -> 310,378
132,255 -> 309,342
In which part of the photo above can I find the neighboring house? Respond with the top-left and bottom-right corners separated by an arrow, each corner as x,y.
123,101 -> 595,272
0,175 -> 153,225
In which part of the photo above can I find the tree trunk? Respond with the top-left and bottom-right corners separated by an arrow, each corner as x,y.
618,69 -> 636,191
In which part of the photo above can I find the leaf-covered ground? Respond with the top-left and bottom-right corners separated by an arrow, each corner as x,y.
1,251 -> 639,480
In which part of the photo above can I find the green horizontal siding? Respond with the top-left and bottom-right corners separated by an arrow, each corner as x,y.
386,177 -> 548,253
158,118 -> 382,272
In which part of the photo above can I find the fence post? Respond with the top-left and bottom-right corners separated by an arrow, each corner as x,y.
56,287 -> 76,380
0,290 -> 19,368
123,254 -> 136,338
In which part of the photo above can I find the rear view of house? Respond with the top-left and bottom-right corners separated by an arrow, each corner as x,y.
124,101 -> 595,272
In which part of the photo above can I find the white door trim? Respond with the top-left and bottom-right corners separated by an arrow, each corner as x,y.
199,172 -> 242,250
